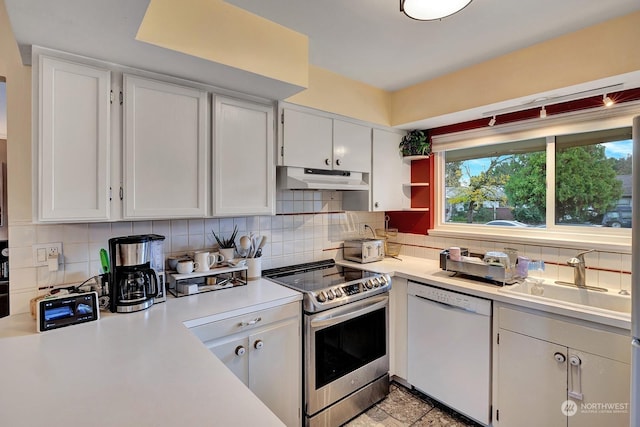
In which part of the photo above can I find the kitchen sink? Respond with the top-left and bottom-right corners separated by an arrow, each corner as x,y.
500,280 -> 631,315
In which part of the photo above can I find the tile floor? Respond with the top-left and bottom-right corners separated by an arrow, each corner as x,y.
343,382 -> 481,427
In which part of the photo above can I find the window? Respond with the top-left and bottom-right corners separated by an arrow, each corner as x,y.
555,128 -> 632,227
442,126 -> 632,231
445,138 -> 547,227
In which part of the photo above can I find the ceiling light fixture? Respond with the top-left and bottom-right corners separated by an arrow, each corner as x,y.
539,106 -> 547,118
603,94 -> 614,107
400,0 -> 473,21
488,116 -> 496,127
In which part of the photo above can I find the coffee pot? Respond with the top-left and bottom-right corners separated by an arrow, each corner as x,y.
109,235 -> 164,313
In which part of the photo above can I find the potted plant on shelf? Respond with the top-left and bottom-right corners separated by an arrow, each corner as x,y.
399,129 -> 431,157
212,225 -> 238,261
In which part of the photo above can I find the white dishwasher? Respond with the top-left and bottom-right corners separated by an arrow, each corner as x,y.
407,281 -> 492,426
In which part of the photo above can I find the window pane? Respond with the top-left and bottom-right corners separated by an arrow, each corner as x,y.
445,138 -> 546,227
555,127 -> 632,227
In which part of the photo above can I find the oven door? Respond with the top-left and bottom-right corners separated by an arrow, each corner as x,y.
305,294 -> 389,416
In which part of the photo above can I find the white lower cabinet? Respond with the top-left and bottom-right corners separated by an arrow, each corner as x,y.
389,276 -> 408,380
494,303 -> 630,427
190,302 -> 301,427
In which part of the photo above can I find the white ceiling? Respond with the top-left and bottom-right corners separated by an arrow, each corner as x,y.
4,0 -> 640,127
225,0 -> 640,91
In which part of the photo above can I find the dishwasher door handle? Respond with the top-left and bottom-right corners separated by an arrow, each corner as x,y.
412,294 -> 471,313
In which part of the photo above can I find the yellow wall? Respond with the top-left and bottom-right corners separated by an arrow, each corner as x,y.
390,11 -> 640,126
286,66 -> 391,125
137,0 -> 309,89
0,0 -> 31,224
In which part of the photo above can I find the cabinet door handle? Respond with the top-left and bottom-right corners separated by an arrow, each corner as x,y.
554,352 -> 566,363
235,346 -> 246,356
325,158 -> 331,166
239,317 -> 262,327
335,159 -> 342,166
374,202 -> 379,208
254,339 -> 264,350
568,355 -> 583,400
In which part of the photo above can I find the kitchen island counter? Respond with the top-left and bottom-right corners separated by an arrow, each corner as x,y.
0,279 -> 302,427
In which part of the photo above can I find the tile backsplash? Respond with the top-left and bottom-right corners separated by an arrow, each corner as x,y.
8,189 -> 633,315
8,190 -> 384,314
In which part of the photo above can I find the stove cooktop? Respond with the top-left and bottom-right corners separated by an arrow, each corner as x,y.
263,260 -> 391,312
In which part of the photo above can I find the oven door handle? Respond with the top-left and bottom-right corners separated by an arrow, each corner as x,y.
309,296 -> 388,329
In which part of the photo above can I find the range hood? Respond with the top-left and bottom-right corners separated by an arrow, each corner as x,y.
277,167 -> 369,191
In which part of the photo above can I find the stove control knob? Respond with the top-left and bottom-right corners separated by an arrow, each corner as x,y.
235,346 -> 246,357
372,277 -> 380,288
326,289 -> 335,300
316,291 -> 328,303
334,287 -> 343,298
379,276 -> 388,285
365,280 -> 374,289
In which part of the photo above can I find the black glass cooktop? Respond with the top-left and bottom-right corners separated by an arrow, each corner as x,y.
263,260 -> 378,293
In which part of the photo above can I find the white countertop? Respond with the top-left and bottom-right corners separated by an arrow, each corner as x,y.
338,256 -> 632,331
0,279 -> 302,427
0,256 -> 630,427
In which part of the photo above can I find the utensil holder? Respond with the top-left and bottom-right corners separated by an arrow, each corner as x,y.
247,258 -> 262,281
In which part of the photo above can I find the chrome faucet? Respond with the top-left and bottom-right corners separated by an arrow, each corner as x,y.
364,224 -> 376,239
566,249 -> 595,288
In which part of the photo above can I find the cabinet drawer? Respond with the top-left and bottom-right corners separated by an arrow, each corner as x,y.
498,305 -> 630,363
190,301 -> 300,342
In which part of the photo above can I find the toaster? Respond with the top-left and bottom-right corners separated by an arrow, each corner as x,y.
343,239 -> 385,263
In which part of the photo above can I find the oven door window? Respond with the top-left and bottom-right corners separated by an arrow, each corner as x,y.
315,307 -> 386,389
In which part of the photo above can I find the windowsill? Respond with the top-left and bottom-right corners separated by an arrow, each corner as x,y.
429,225 -> 631,253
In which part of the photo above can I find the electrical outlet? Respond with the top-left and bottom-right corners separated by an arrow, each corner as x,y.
32,243 -> 63,267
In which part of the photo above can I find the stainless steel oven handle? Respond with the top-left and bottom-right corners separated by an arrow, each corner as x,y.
310,296 -> 388,329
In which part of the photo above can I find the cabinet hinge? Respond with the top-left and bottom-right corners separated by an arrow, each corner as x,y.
496,409 -> 499,421
110,90 -> 114,104
119,91 -> 123,105
109,186 -> 112,202
497,333 -> 500,345
280,146 -> 284,157
119,186 -> 123,201
280,111 -> 284,125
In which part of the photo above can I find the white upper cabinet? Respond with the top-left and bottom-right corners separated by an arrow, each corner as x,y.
213,96 -> 275,216
37,55 -> 111,222
371,129 -> 410,211
280,106 -> 371,173
281,108 -> 333,170
123,74 -> 208,219
333,119 -> 371,172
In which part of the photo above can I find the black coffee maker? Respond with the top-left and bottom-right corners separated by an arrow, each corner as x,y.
108,235 -> 165,313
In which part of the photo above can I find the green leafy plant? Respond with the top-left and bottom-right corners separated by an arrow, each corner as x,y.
212,225 -> 238,249
399,129 -> 431,157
